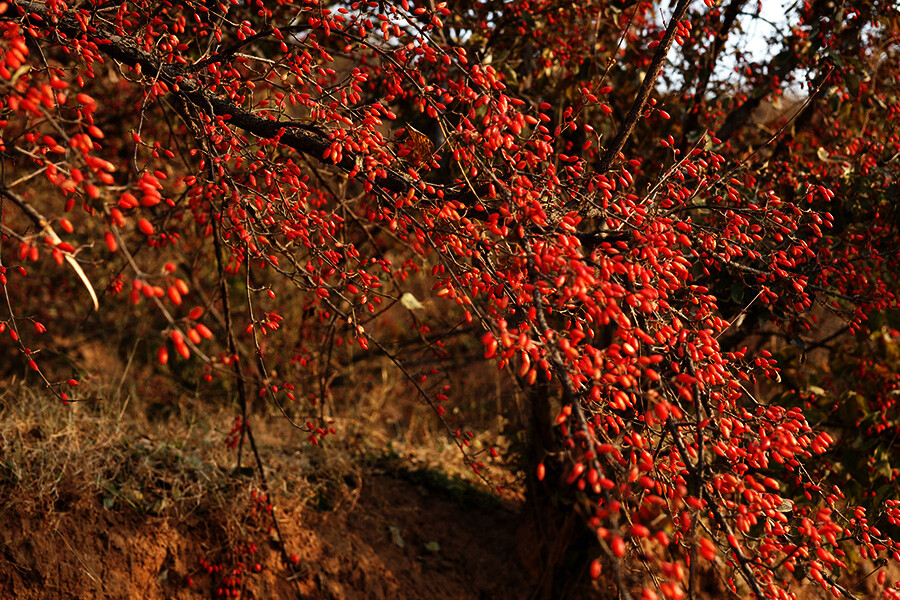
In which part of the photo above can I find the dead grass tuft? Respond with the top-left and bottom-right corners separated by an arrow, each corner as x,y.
0,375 -> 307,518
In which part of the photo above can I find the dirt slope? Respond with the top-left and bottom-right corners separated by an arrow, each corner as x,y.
0,472 -> 531,600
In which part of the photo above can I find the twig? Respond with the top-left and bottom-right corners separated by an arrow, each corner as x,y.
0,187 -> 99,311
666,417 -> 767,600
210,207 -> 303,596
596,0 -> 692,175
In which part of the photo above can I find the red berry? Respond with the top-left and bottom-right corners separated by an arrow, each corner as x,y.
105,231 -> 118,252
137,218 -> 154,235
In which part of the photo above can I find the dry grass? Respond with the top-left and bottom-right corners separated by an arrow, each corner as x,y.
0,376 -> 246,515
0,345 -> 523,520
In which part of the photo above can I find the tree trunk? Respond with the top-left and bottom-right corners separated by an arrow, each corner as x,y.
518,379 -> 594,600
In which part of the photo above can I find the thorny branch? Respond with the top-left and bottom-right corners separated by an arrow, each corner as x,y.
666,417 -> 767,600
595,0 -> 691,176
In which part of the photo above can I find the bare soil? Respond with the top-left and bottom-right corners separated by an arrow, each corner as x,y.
0,471 -> 531,600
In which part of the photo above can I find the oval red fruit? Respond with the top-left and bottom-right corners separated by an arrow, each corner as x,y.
167,286 -> 182,305
175,342 -> 190,360
699,538 -> 716,561
137,218 -> 154,235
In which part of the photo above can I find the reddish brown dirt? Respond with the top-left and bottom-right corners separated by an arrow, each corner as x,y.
1,466 -> 895,600
0,474 -> 532,600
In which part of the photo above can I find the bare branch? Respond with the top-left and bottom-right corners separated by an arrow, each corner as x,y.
596,0 -> 692,175
0,187 -> 99,311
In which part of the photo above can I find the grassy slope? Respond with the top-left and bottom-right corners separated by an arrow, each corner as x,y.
0,374 -> 533,599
